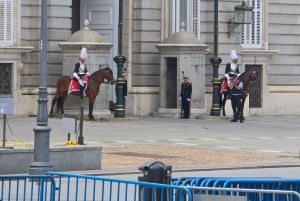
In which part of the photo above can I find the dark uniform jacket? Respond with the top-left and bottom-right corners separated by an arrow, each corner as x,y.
180,82 -> 192,101
225,63 -> 240,74
73,62 -> 88,79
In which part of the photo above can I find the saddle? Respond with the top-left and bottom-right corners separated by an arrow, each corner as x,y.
68,74 -> 89,94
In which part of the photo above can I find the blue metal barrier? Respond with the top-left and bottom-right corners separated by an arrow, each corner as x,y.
47,171 -> 193,201
0,174 -> 56,201
173,177 -> 300,201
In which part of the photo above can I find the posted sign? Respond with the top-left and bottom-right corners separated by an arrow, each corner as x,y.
0,97 -> 13,115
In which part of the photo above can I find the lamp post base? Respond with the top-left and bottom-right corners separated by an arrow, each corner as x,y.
113,55 -> 127,118
210,57 -> 222,116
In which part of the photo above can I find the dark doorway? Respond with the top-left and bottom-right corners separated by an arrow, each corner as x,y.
166,58 -> 177,108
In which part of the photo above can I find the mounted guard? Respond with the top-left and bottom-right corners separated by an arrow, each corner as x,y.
69,47 -> 90,98
220,50 -> 240,97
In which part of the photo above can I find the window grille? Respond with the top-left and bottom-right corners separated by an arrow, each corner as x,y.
0,0 -> 13,46
0,63 -> 12,95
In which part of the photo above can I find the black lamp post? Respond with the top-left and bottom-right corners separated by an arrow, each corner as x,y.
114,0 -> 127,118
210,0 -> 222,116
29,0 -> 53,174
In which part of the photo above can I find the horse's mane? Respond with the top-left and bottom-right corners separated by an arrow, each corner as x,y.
90,65 -> 110,78
238,67 -> 257,83
239,67 -> 253,78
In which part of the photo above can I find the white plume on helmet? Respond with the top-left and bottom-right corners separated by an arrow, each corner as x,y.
80,47 -> 88,60
230,50 -> 238,61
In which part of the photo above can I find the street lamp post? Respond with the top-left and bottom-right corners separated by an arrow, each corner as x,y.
114,0 -> 127,118
29,0 -> 53,174
210,0 -> 222,116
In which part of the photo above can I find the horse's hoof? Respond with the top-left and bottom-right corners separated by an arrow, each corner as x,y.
89,116 -> 95,121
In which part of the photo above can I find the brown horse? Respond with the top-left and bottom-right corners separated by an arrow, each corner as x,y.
50,66 -> 115,120
219,67 -> 258,117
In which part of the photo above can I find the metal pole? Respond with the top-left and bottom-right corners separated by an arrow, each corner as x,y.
114,0 -> 127,118
78,100 -> 84,145
210,0 -> 222,116
29,0 -> 53,175
2,114 -> 6,147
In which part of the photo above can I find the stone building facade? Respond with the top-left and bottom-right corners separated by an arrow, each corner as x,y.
1,0 -> 300,116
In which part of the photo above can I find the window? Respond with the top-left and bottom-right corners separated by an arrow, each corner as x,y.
172,0 -> 201,39
0,0 -> 13,46
241,0 -> 263,48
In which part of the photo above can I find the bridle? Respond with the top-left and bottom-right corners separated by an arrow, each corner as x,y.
89,68 -> 115,84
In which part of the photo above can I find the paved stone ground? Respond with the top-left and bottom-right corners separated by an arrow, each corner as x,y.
101,144 -> 295,171
1,140 -> 295,171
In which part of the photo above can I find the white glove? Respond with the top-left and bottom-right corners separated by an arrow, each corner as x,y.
78,79 -> 84,87
187,98 -> 191,101
73,72 -> 80,80
179,97 -> 181,100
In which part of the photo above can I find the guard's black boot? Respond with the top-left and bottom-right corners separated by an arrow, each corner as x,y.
230,113 -> 238,122
230,118 -> 238,122
80,86 -> 84,99
239,113 -> 244,123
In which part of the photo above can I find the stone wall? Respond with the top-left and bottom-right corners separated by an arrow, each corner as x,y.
126,0 -> 162,115
19,0 -> 72,115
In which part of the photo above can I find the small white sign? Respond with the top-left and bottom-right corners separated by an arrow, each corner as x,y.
0,97 -> 14,115
62,114 -> 77,134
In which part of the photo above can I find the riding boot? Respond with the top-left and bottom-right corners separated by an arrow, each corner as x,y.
239,112 -> 244,123
230,112 -> 238,122
80,86 -> 84,99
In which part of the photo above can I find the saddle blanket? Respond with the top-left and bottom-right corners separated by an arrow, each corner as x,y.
220,77 -> 234,93
68,79 -> 79,94
68,75 -> 89,94
220,79 -> 228,93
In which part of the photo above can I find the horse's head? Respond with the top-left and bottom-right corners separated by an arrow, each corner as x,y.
239,67 -> 258,83
103,67 -> 115,85
249,68 -> 258,81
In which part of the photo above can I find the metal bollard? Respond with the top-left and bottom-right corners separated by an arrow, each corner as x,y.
138,161 -> 172,201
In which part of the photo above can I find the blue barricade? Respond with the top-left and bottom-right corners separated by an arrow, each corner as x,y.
0,174 -> 56,201
47,171 -> 193,201
0,172 -> 193,201
173,176 -> 300,201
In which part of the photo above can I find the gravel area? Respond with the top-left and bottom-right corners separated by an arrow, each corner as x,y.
102,144 -> 295,170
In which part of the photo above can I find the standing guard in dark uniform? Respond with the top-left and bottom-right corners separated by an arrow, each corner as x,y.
179,75 -> 192,119
229,74 -> 244,123
122,72 -> 128,107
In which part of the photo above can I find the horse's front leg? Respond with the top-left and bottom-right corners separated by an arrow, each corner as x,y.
49,97 -> 56,117
60,94 -> 67,116
88,101 -> 95,120
241,97 -> 246,121
222,92 -> 228,116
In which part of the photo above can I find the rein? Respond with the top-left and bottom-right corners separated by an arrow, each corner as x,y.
89,68 -> 114,84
